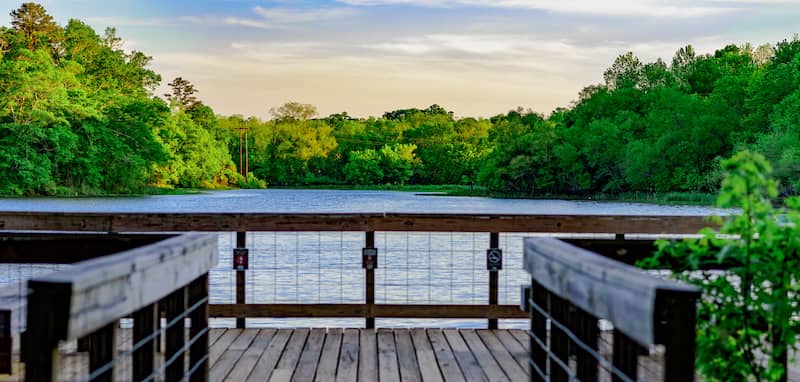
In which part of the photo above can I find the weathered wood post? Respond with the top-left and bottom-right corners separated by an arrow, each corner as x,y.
363,231 -> 377,329
165,287 -> 187,381
132,303 -> 158,382
0,310 -> 9,374
487,232 -> 501,329
235,232 -> 247,329
188,274 -> 209,382
23,280 -> 71,382
88,323 -> 115,382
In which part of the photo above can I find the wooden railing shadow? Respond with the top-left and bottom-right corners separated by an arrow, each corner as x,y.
522,238 -> 701,382
21,233 -> 218,382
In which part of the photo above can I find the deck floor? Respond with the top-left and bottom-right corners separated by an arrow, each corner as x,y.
208,328 -> 531,382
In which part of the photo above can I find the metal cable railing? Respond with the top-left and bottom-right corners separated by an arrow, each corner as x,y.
21,233 -> 218,382
522,238 -> 700,382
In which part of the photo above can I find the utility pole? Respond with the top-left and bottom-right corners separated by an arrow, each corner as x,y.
237,123 -> 250,182
245,126 -> 249,182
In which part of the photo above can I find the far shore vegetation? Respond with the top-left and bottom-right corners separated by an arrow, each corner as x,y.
2,3 -> 800,209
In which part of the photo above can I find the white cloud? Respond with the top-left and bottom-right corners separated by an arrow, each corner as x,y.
219,6 -> 357,29
337,0 -> 742,17
83,16 -> 171,27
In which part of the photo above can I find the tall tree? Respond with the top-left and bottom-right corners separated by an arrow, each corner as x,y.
165,77 -> 199,111
269,102 -> 318,122
9,2 -> 60,51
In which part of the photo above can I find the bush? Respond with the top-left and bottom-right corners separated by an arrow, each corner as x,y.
640,151 -> 800,381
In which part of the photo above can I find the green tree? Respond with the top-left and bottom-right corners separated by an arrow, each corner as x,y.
641,152 -> 800,381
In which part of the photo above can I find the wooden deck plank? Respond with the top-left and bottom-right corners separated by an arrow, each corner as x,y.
211,329 -> 258,381
246,329 -> 293,382
209,328 -> 225,347
509,330 -> 528,349
494,330 -> 529,372
427,330 -> 465,382
410,329 -> 444,382
477,330 -> 528,381
378,329 -> 401,382
18,328 -> 547,382
358,329 -> 378,382
292,328 -> 325,382
443,329 -> 487,382
315,329 -> 342,382
210,329 -> 242,367
335,329 -> 359,382
269,369 -> 294,382
272,329 -> 309,381
394,329 -> 422,382
225,329 -> 275,381
460,330 -> 509,382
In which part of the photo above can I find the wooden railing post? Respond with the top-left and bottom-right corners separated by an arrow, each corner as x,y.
235,231 -> 247,329
488,232 -> 500,329
0,311 -> 10,374
165,287 -> 187,381
364,231 -> 376,329
612,330 -> 644,382
88,323 -> 115,382
550,293 -> 570,382
23,280 -> 71,382
655,291 -> 699,382
571,305 -> 599,382
189,274 -> 209,382
132,303 -> 157,382
529,280 -> 548,382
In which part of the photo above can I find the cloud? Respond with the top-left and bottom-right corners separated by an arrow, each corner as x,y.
337,0 -> 742,17
220,6 -> 357,29
83,16 -> 171,27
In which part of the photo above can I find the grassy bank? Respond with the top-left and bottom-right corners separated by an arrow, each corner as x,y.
274,184 -> 717,206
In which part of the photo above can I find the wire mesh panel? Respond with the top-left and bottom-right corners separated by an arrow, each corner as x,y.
244,231 -> 365,328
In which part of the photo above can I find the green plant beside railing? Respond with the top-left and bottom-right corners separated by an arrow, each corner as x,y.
640,151 -> 800,382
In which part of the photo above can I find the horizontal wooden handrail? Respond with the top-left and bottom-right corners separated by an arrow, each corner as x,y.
523,237 -> 700,347
0,211 -> 716,234
25,233 -> 217,340
209,303 -> 528,319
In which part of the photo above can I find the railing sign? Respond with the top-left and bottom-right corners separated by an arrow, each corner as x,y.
362,247 -> 378,270
233,248 -> 249,271
486,248 -> 502,271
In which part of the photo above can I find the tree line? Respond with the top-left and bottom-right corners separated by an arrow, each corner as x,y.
2,2 -> 800,197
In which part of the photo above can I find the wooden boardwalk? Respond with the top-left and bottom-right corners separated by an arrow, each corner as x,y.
208,328 -> 531,382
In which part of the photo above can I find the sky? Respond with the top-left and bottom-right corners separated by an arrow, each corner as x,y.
2,0 -> 800,119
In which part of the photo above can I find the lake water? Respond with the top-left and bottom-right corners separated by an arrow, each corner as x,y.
0,189 -> 723,328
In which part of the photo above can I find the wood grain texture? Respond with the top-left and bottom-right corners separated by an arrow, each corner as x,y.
225,329 -> 274,382
27,233 -> 218,340
523,237 -> 700,346
410,328 -> 444,382
314,329 -> 342,382
427,330 -> 465,382
335,329 -> 359,382
0,212 -> 714,234
377,329 -> 401,382
208,304 -> 527,319
358,329 -> 377,382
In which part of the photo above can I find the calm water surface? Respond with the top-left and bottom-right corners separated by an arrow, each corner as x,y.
0,190 -> 723,328
0,189 -> 724,215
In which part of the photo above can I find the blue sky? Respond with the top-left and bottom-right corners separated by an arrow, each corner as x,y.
2,0 -> 800,118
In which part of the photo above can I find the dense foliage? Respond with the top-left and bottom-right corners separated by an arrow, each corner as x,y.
2,2 -> 800,197
641,152 -> 800,381
0,3 -> 246,195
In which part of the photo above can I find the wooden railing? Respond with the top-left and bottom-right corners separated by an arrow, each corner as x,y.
522,238 -> 701,381
21,233 -> 218,382
0,212 -> 711,332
